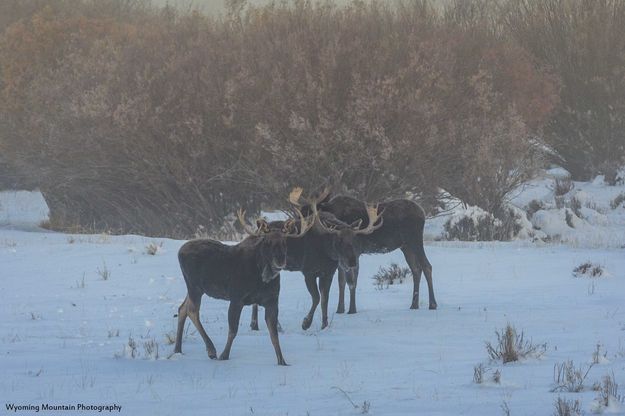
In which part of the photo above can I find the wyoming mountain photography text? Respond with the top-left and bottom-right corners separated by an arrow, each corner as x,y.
4,404 -> 122,413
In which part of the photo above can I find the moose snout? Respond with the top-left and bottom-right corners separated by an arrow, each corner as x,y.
272,256 -> 287,269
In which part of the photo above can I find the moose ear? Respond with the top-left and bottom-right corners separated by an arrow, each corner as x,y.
261,264 -> 279,283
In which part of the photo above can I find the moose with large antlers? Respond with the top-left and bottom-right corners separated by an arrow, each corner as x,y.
248,188 -> 383,331
173,207 -> 313,365
302,191 -> 436,314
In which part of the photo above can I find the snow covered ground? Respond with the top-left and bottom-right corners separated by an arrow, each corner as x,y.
1,182 -> 624,415
0,191 -> 48,228
426,171 -> 625,249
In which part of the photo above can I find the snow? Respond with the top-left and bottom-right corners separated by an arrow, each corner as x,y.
514,175 -> 625,248
0,190 -> 48,228
2,229 -> 625,415
426,172 -> 625,248
1,177 -> 625,415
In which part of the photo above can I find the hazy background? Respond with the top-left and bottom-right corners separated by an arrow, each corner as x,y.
1,0 -> 623,238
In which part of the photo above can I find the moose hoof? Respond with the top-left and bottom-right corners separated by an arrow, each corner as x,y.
347,308 -> 357,315
301,317 -> 312,330
321,320 -> 328,330
429,303 -> 438,310
218,353 -> 229,361
250,321 -> 259,331
336,306 -> 345,314
410,303 -> 419,310
277,359 -> 289,366
207,350 -> 217,359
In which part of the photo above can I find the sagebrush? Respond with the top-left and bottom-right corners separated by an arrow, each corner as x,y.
485,324 -> 546,363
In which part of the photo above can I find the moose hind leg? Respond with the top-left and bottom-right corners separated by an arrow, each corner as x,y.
401,247 -> 423,309
219,302 -> 244,361
265,303 -> 288,366
186,293 -> 217,358
415,243 -> 436,309
250,304 -> 259,331
174,295 -> 189,353
302,274 -> 320,330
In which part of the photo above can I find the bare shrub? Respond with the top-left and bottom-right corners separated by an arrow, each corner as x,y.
445,214 -> 499,241
526,199 -> 545,219
611,193 -> 625,209
372,263 -> 410,289
96,261 -> 110,280
74,273 -> 86,289
553,397 -> 582,416
592,343 -> 607,364
143,338 -> 159,360
445,207 -> 524,241
504,0 -> 625,180
564,209 -> 576,228
551,360 -> 594,393
473,363 -> 487,384
596,373 -> 623,409
332,386 -> 371,414
145,242 -> 162,256
572,262 -> 604,278
115,336 -> 138,359
554,178 -> 573,196
501,400 -> 511,416
473,363 -> 501,384
0,0 -> 556,237
569,197 -> 582,218
485,324 -> 546,363
164,332 -> 176,345
492,369 -> 501,384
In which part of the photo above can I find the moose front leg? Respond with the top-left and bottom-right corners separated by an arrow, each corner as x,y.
265,303 -> 288,366
219,301 -> 244,361
319,272 -> 333,329
347,265 -> 359,314
336,268 -> 346,314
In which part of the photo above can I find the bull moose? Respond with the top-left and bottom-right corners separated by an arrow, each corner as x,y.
173,208 -> 313,365
248,188 -> 383,330
300,190 -> 436,314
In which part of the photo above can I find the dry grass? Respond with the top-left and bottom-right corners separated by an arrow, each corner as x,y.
145,241 -> 162,256
596,372 -> 623,409
551,361 -> 593,393
573,262 -> 604,278
485,324 -> 546,364
553,397 -> 581,416
96,261 -> 110,280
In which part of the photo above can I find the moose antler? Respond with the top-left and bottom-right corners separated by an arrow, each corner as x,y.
237,208 -> 266,236
286,206 -> 315,238
288,186 -> 330,207
353,204 -> 384,235
289,187 -> 304,206
289,186 -> 337,234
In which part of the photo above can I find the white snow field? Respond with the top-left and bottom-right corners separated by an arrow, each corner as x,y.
1,183 -> 624,415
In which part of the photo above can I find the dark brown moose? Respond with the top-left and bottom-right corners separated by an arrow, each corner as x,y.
248,188 -> 383,331
304,191 -> 435,314
173,208 -> 313,365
